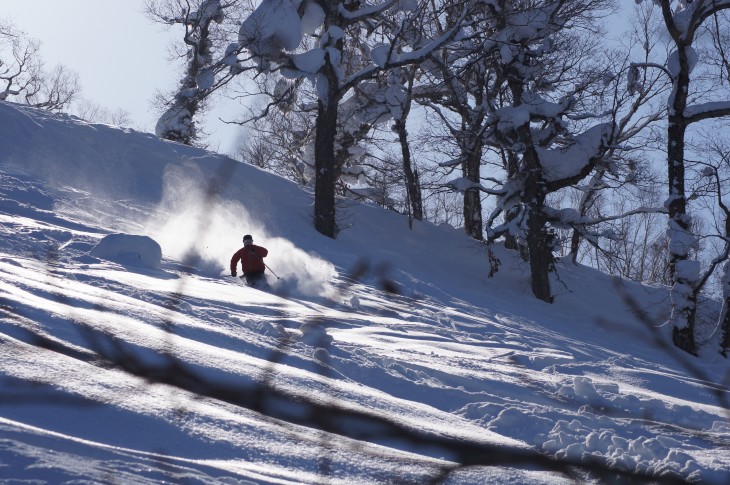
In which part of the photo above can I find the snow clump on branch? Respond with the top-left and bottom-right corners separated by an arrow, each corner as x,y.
239,0 -> 307,65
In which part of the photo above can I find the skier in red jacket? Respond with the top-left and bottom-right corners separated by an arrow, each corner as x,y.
230,234 -> 269,286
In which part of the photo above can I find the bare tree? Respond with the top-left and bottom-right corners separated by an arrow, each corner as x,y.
569,3 -> 670,263
413,2 -> 504,241
22,64 -> 80,111
72,99 -> 133,127
686,137 -> 730,356
147,0 -> 245,146
0,20 -> 79,111
351,66 -> 426,224
391,67 -> 424,224
575,179 -> 670,285
472,0 -> 619,303
0,20 -> 40,102
634,0 -> 730,355
238,0 -> 467,238
236,93 -> 314,185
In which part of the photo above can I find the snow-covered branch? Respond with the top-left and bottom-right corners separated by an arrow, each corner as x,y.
539,123 -> 613,189
337,0 -> 401,22
341,9 -> 467,93
684,100 -> 730,123
546,205 -> 668,229
443,177 -> 505,197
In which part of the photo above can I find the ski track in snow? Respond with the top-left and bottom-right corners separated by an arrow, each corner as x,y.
0,103 -> 728,484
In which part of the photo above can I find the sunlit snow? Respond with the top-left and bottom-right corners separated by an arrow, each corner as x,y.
0,102 -> 728,484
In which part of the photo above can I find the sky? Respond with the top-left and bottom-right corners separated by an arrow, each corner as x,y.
1,1 -> 637,160
0,0 -> 245,153
1,95 -> 729,483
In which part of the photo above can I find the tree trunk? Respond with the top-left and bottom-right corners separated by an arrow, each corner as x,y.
666,43 -> 697,355
524,168 -> 553,303
313,75 -> 339,238
520,125 -> 552,302
570,169 -> 605,263
503,151 -> 521,252
719,263 -> 730,357
720,306 -> 730,358
311,5 -> 343,239
508,74 -> 552,301
463,147 -> 483,240
395,118 -> 423,221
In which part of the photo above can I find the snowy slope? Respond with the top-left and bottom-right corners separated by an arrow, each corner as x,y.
0,102 -> 728,484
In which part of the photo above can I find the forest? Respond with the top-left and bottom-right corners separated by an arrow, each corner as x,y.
4,0 -> 730,358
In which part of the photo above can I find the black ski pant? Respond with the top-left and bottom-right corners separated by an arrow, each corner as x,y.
244,270 -> 265,286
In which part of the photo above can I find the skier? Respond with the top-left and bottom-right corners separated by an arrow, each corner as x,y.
230,234 -> 269,287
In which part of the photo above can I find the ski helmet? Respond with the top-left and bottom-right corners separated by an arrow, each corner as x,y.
243,234 -> 253,244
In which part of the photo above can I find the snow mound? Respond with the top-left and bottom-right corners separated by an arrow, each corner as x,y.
90,233 -> 162,269
300,322 -> 333,346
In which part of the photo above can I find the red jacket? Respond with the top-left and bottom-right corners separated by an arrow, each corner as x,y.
231,245 -> 268,274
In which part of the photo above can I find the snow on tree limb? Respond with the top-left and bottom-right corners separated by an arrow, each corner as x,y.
337,0 -> 401,21
684,100 -> 730,123
239,0 -> 303,62
537,123 -> 612,185
444,177 -> 505,196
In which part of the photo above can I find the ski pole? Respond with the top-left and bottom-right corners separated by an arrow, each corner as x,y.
265,263 -> 281,280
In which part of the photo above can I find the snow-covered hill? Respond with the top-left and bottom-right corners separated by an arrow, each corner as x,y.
0,102 -> 728,484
